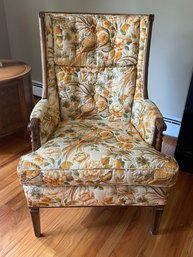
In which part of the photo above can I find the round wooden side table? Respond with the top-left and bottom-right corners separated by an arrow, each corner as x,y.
0,59 -> 34,137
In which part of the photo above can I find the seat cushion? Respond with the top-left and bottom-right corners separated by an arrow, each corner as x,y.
17,119 -> 178,187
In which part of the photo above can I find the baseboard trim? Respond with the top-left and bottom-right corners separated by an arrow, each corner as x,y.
163,115 -> 181,138
32,80 -> 42,97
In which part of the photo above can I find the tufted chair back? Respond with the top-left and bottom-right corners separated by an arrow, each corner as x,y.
41,13 -> 153,122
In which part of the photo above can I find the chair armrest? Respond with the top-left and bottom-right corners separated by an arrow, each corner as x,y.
28,99 -> 60,149
28,118 -> 41,151
131,99 -> 166,150
154,117 -> 167,151
30,98 -> 49,120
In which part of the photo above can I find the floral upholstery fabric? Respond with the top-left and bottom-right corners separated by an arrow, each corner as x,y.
17,119 -> 178,188
134,17 -> 149,100
131,99 -> 163,145
17,13 -> 179,209
55,65 -> 136,121
43,13 -> 151,122
23,184 -> 170,208
30,97 -> 60,145
51,14 -> 142,67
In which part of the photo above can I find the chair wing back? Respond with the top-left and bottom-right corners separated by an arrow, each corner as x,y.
40,13 -> 153,122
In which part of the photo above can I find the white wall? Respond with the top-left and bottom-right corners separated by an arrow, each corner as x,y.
0,0 -> 11,58
4,0 -> 193,118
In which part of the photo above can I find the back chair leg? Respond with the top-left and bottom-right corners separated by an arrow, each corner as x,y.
29,207 -> 41,237
151,206 -> 164,235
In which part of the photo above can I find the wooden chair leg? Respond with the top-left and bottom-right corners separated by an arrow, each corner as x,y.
29,207 -> 41,237
151,206 -> 164,235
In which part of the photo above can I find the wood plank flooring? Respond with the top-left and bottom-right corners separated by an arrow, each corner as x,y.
0,132 -> 193,257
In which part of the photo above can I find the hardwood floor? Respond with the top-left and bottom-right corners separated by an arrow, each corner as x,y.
0,132 -> 193,257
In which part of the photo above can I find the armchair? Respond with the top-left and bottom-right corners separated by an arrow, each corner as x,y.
17,12 -> 179,237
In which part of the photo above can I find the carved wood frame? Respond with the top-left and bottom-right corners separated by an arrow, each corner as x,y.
28,118 -> 41,151
142,14 -> 167,152
153,117 -> 167,151
28,12 -> 47,151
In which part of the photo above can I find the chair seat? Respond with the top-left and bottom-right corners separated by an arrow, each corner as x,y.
17,119 -> 178,187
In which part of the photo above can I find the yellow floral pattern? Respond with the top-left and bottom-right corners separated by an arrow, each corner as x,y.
17,13 -> 179,209
131,99 -> 163,144
29,13 -> 153,143
22,185 -> 169,207
30,98 -> 60,145
17,119 -> 178,188
51,14 -> 141,67
134,17 -> 149,100
55,65 -> 136,121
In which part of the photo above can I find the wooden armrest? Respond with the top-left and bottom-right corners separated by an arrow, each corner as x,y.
28,118 -> 41,151
155,118 -> 167,132
153,118 -> 167,151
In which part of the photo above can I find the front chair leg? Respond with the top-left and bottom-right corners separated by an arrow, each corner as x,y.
29,207 -> 41,237
151,206 -> 164,235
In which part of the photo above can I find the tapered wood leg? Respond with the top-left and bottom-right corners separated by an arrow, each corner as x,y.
29,207 -> 41,237
151,206 -> 164,235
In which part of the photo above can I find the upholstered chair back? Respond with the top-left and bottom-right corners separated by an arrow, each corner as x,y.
41,13 -> 153,122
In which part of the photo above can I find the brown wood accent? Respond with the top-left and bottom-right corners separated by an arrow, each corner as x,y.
40,11 -> 154,16
0,60 -> 34,138
29,208 -> 41,237
1,134 -> 193,256
29,205 -> 164,238
151,206 -> 164,235
143,14 -> 154,99
0,59 -> 31,81
39,13 -> 48,99
153,117 -> 167,151
28,118 -> 41,151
